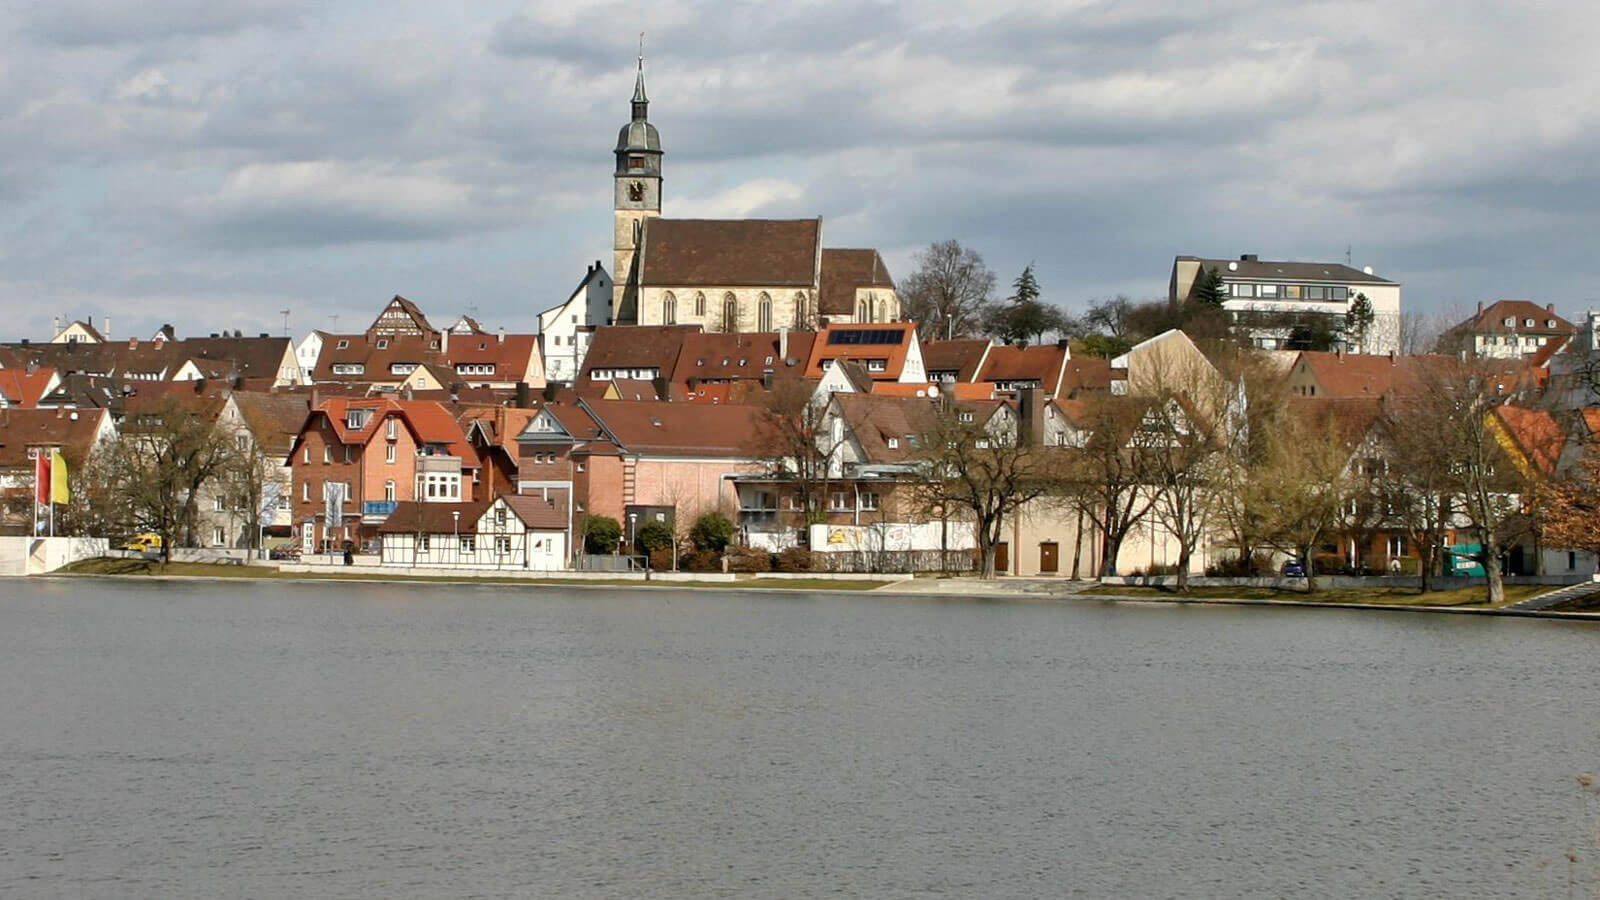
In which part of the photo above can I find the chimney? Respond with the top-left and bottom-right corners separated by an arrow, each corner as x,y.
440,330 -> 449,354
1019,387 -> 1044,447
778,326 -> 789,361
515,381 -> 531,409
761,371 -> 774,390
1547,303 -> 1556,315
52,316 -> 60,335
1240,254 -> 1258,262
1388,350 -> 1396,364
1477,301 -> 1484,315
103,317 -> 110,340
497,327 -> 505,344
128,337 -> 138,349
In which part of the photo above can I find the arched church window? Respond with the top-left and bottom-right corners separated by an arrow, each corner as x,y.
662,292 -> 676,325
694,292 -> 706,316
758,293 -> 772,332
857,297 -> 869,321
793,292 -> 807,330
723,293 -> 738,331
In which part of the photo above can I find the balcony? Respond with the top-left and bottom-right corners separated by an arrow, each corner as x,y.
363,500 -> 398,520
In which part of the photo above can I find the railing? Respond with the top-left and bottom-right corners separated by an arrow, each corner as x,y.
576,554 -> 646,572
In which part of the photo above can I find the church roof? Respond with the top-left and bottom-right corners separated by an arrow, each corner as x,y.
819,248 -> 896,316
639,218 -> 821,288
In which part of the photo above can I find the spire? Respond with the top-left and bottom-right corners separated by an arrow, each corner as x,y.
631,32 -> 648,118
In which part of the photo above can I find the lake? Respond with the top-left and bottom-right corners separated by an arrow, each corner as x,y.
1,578 -> 1597,898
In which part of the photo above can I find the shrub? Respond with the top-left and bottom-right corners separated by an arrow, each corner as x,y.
583,516 -> 622,554
689,512 -> 734,553
776,547 -> 812,573
727,547 -> 771,573
648,547 -> 676,571
636,520 -> 675,554
681,549 -> 721,573
1311,553 -> 1343,576
1206,552 -> 1274,577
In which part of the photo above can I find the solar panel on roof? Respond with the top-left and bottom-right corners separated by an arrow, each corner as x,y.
828,329 -> 901,346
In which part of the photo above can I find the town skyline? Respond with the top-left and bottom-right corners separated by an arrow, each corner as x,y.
3,0 -> 1598,340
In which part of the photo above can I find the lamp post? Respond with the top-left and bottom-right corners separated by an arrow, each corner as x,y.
945,312 -> 953,341
452,510 -> 460,568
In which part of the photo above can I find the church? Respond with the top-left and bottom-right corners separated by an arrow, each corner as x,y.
610,56 -> 899,332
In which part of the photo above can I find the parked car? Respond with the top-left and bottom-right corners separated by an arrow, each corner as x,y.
121,533 -> 163,552
1281,559 -> 1307,578
269,546 -> 301,561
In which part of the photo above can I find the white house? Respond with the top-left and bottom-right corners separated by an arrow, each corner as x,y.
539,262 -> 612,384
377,493 -> 569,570
1169,254 -> 1403,353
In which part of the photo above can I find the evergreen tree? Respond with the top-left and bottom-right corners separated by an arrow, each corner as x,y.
1192,267 -> 1227,308
1345,293 -> 1376,349
985,263 -> 1066,345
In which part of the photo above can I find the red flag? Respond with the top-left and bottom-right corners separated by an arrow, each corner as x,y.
34,449 -> 50,505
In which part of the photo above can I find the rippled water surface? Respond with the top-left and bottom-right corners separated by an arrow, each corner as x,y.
2,579 -> 1599,898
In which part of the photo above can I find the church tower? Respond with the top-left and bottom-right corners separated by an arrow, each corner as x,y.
613,44 -> 662,322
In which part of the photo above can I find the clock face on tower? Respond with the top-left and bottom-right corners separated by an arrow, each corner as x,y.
628,181 -> 644,202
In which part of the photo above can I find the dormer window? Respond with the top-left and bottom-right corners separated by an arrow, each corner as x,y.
336,340 -> 350,350
959,411 -> 975,423
1524,318 -> 1535,327
375,339 -> 388,349
1548,319 -> 1557,328
1504,317 -> 1515,327
346,409 -> 369,430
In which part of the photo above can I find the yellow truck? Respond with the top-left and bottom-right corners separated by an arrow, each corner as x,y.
121,533 -> 163,552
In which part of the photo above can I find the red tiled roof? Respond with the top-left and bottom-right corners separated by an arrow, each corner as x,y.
1450,300 -> 1575,337
580,325 -> 702,382
0,367 -> 56,408
640,219 -> 821,288
500,493 -> 569,530
0,408 -> 106,468
921,339 -> 991,381
580,399 -> 763,457
1493,405 -> 1565,475
819,248 -> 895,316
375,500 -> 490,535
1292,352 -> 1452,399
674,331 -> 816,384
974,344 -> 1070,397
805,322 -> 917,380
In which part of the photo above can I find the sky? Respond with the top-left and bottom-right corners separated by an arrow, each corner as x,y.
3,0 -> 1598,341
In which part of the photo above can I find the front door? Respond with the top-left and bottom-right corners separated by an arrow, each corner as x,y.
993,541 -> 1009,575
1040,541 -> 1059,574
301,523 -> 316,554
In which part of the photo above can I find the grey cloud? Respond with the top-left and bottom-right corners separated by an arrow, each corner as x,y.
23,0 -> 311,46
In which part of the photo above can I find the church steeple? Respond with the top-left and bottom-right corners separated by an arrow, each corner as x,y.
613,34 -> 662,324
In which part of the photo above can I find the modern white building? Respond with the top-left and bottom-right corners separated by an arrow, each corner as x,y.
1170,254 -> 1402,353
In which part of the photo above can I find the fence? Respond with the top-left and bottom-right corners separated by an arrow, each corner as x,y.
576,554 -> 647,573
807,549 -> 976,574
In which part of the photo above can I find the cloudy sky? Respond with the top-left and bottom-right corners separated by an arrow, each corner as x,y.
2,0 -> 1597,340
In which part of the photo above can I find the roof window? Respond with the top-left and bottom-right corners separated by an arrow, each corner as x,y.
1524,318 -> 1535,327
1548,319 -> 1557,328
375,339 -> 388,349
336,340 -> 349,350
1504,317 -> 1515,327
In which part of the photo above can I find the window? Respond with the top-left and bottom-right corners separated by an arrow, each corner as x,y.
303,446 -> 310,464
302,481 -> 310,502
1283,285 -> 1301,299
758,293 -> 772,332
212,527 -> 226,546
1329,287 -> 1348,301
860,491 -> 879,511
1258,284 -> 1279,298
375,339 -> 388,349
331,363 -> 364,375
694,292 -> 706,316
336,340 -> 349,350
723,293 -> 738,329
495,506 -> 507,526
552,336 -> 561,347
628,154 -> 645,169
323,446 -> 330,464
385,480 -> 395,502
235,435 -> 248,451
959,412 -> 975,423
214,496 -> 225,511
1305,286 -> 1327,300
495,536 -> 512,555
343,446 -> 352,463
1524,318 -> 1535,327
662,291 -> 676,325
829,491 -> 851,511
866,359 -> 887,372
1548,319 -> 1557,328
1503,317 -> 1515,327
1231,283 -> 1256,298
386,442 -> 396,464
387,419 -> 397,440
794,293 -> 807,329
887,437 -> 899,449
857,298 -> 869,320
419,534 -> 430,551
460,535 -> 475,553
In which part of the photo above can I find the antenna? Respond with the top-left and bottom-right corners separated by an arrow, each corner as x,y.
329,314 -> 340,332
280,309 -> 290,338
1345,245 -> 1352,266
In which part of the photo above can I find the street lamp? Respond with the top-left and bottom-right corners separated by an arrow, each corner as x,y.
452,510 -> 460,567
945,312 -> 953,341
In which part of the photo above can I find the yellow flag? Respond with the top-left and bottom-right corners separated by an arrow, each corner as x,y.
49,450 -> 69,505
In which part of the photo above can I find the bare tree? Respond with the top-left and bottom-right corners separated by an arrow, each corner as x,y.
751,379 -> 845,538
1060,394 -> 1158,576
1135,357 -> 1231,591
1254,412 -> 1357,593
900,240 -> 996,342
911,403 -> 1055,578
86,397 -> 238,563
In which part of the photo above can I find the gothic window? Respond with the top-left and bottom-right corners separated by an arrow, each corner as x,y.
694,292 -> 706,316
857,297 -> 870,321
662,292 -> 677,325
723,293 -> 738,330
758,293 -> 772,332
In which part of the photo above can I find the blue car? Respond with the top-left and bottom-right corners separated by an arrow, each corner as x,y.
1281,560 -> 1307,578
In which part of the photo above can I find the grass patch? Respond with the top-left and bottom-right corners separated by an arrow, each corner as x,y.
57,558 -> 891,591
1080,582 -> 1548,608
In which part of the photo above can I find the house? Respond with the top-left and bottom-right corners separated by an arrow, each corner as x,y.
0,408 -> 113,532
1284,351 -> 1446,399
0,367 -> 60,408
578,324 -> 702,383
201,391 -> 311,549
49,318 -> 106,344
972,341 -> 1072,396
538,262 -> 613,383
286,398 -> 477,552
376,493 -> 570,570
1169,253 -> 1402,353
922,339 -> 992,384
1439,300 -> 1576,360
671,329 -> 816,393
804,322 -> 925,383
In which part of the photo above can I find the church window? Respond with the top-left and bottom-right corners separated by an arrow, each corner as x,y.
758,293 -> 772,332
857,298 -> 869,321
793,292 -> 807,329
662,292 -> 677,325
694,292 -> 706,316
723,293 -> 738,330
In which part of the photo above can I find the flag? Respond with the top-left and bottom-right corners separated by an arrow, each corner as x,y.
33,449 -> 50,505
49,450 -> 69,505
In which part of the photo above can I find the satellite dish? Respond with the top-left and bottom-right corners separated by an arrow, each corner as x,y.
1227,261 -> 1238,272
1363,266 -> 1374,275
927,384 -> 940,398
